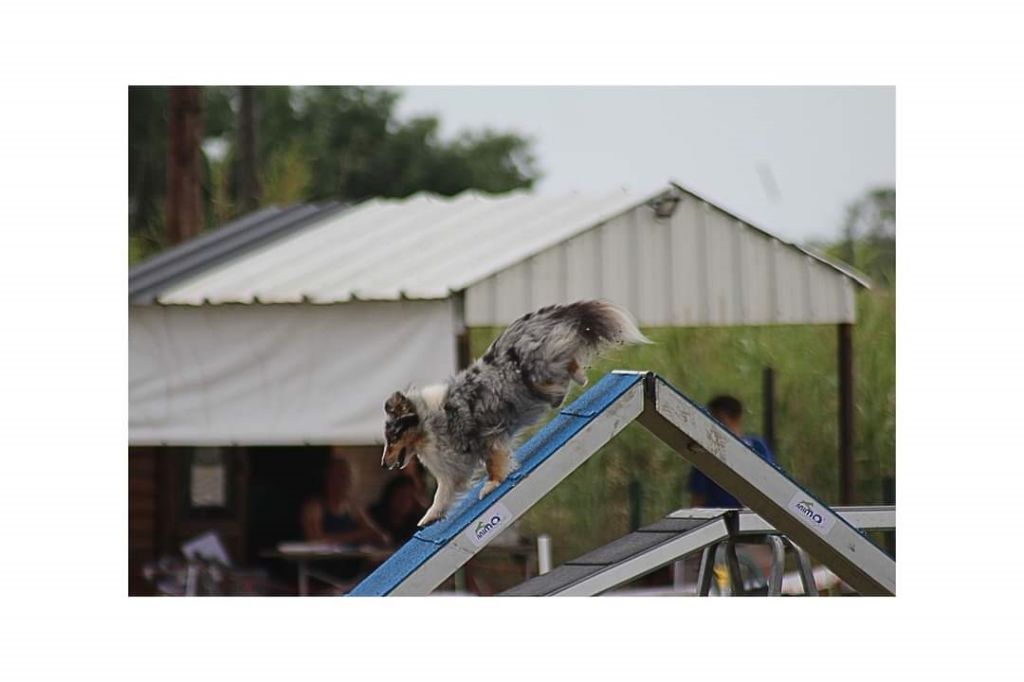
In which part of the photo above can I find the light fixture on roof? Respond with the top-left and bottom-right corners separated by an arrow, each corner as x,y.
652,190 -> 682,219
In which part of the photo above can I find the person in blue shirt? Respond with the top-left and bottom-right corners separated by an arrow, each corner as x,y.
688,395 -> 777,508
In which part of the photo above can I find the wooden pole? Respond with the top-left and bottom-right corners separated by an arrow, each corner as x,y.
237,86 -> 261,212
838,323 -> 855,504
761,367 -> 776,452
165,86 -> 204,246
453,291 -> 471,370
628,479 -> 643,531
882,476 -> 895,557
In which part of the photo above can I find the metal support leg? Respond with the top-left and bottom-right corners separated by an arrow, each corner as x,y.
696,544 -> 717,596
767,535 -> 787,596
537,534 -> 552,576
784,539 -> 818,596
724,538 -> 746,596
298,560 -> 310,597
185,563 -> 199,597
672,560 -> 686,591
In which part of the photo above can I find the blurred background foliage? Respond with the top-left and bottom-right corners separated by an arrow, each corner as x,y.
129,86 -> 539,263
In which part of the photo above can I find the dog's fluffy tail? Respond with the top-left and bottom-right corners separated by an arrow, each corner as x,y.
484,300 -> 651,380
576,299 -> 652,347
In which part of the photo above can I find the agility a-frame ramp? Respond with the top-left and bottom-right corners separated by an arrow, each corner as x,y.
348,371 -> 896,597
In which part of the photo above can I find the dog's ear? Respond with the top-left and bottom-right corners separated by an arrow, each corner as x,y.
385,391 -> 415,418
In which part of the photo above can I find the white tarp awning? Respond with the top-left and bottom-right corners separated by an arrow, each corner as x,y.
129,300 -> 456,445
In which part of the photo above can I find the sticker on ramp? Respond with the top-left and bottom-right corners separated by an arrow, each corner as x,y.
787,493 -> 838,536
464,502 -> 513,548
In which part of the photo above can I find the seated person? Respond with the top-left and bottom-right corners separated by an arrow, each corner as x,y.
302,457 -> 389,547
370,474 -> 428,547
688,395 -> 777,508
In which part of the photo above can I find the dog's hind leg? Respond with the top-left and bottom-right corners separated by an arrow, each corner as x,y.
568,358 -> 588,387
418,477 -> 458,527
480,441 -> 514,499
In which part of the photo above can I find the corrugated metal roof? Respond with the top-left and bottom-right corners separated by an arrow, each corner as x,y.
139,183 -> 867,326
154,188 -> 664,305
129,201 -> 346,304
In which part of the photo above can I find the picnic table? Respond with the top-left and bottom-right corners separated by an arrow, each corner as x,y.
262,542 -> 394,596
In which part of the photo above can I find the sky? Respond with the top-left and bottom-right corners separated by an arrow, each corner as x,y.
395,87 -> 894,244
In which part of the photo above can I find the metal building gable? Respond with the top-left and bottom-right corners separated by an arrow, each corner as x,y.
135,183 -> 866,329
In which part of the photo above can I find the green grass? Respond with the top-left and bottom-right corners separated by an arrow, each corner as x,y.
470,289 -> 895,565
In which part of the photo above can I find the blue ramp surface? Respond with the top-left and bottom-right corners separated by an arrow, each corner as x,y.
348,371 -> 643,596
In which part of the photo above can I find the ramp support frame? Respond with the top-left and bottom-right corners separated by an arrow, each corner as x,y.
349,371 -> 895,596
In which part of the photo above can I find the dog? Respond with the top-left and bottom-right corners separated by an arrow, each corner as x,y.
380,300 -> 650,527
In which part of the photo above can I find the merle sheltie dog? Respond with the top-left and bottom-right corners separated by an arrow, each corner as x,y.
381,300 -> 650,526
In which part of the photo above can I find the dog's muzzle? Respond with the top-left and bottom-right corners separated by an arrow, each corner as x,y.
381,444 -> 409,470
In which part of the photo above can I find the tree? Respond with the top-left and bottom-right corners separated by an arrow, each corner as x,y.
128,86 -> 168,256
164,86 -> 204,246
235,86 -> 261,212
128,86 -> 540,262
827,186 -> 896,287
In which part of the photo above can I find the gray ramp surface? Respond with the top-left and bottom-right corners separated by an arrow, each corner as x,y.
502,513 -> 731,596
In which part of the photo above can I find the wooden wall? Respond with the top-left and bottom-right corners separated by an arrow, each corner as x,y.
129,447 -> 251,595
128,447 -> 159,595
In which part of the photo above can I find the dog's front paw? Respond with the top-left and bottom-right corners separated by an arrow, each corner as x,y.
417,510 -> 443,527
479,480 -> 501,499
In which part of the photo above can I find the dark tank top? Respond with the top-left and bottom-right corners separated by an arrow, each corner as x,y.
322,504 -> 359,535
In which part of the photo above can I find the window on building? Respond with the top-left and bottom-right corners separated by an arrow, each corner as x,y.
190,448 -> 228,509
